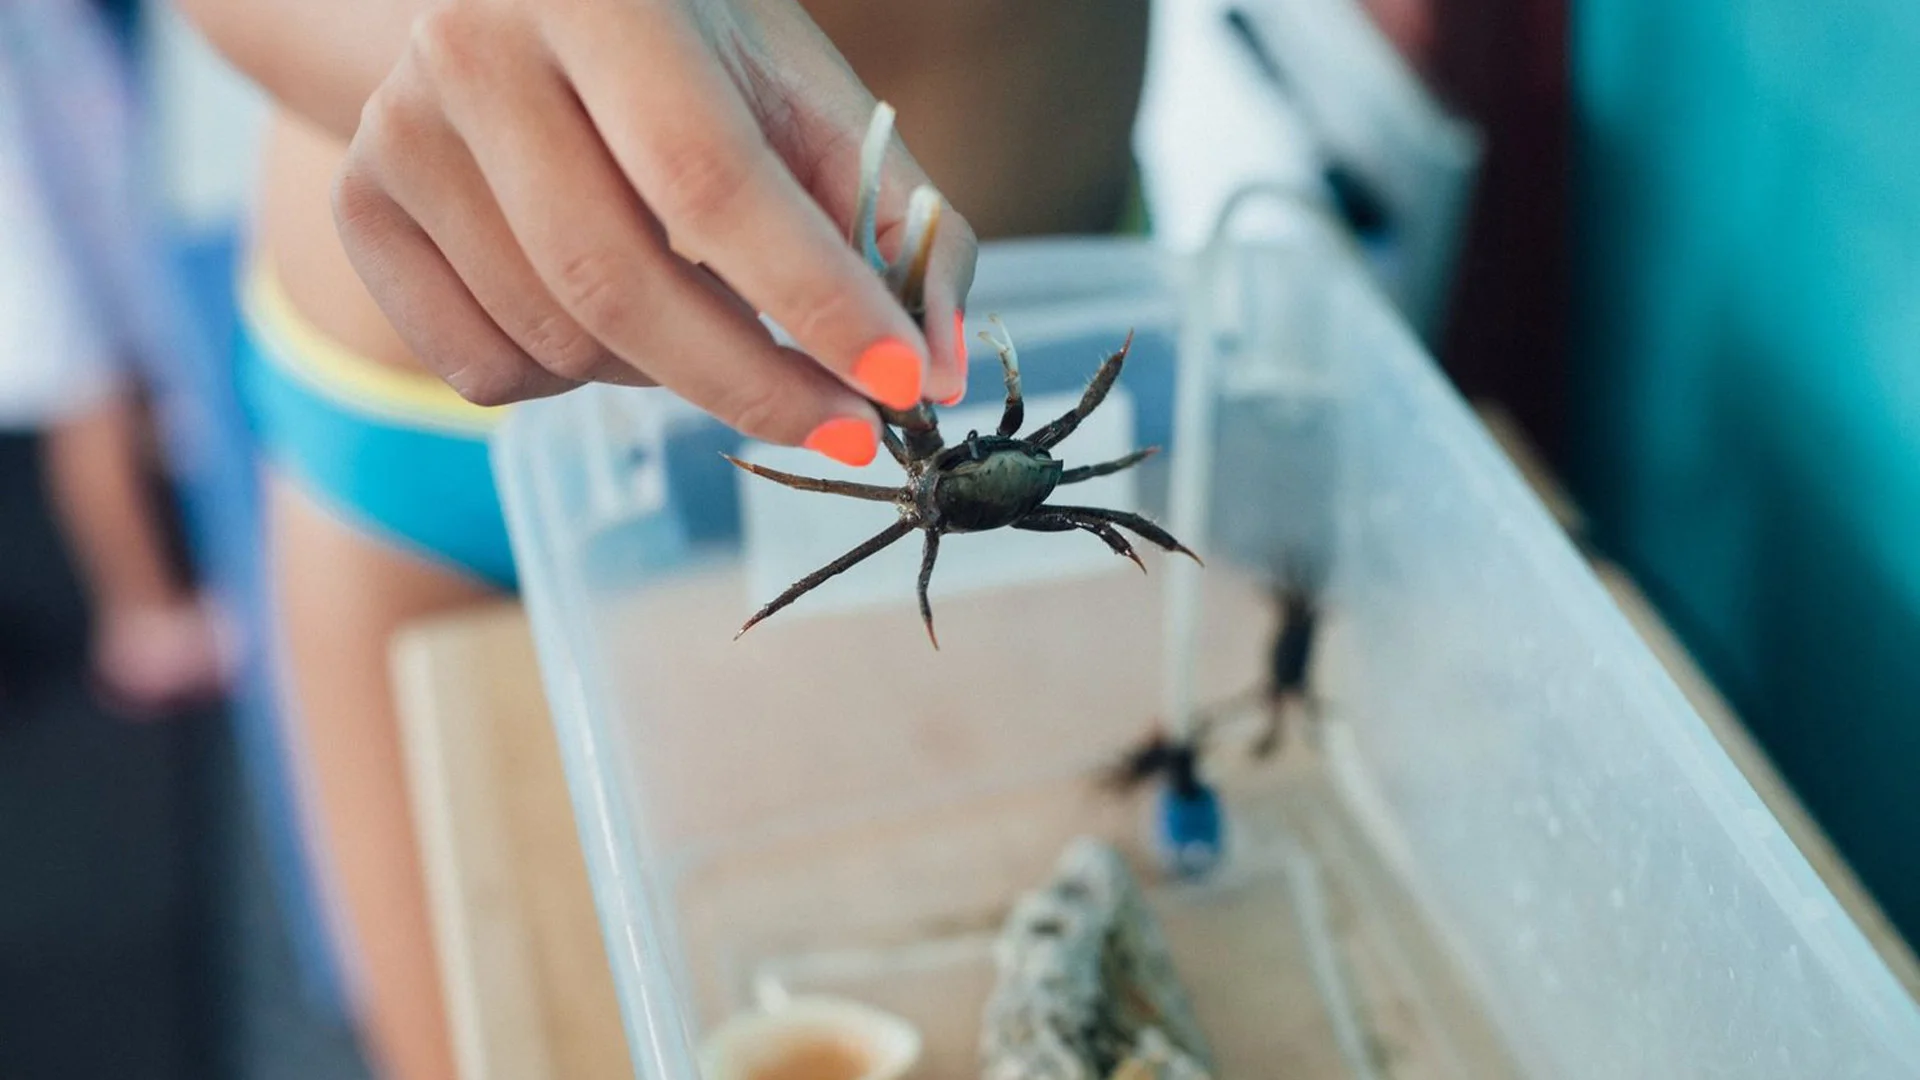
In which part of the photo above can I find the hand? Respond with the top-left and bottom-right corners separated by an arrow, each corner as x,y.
332,0 -> 976,467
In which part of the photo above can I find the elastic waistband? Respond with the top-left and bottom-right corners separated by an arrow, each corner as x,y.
233,266 -> 520,590
239,263 -> 505,438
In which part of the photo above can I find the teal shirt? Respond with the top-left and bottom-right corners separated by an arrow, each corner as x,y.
1572,1 -> 1920,935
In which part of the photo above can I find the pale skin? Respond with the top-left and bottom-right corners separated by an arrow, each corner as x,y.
177,1 -> 1148,1076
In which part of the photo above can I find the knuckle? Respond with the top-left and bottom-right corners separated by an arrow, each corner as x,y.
454,380 -> 519,409
354,85 -> 428,161
410,2 -> 492,87
780,272 -> 867,357
722,381 -> 793,442
651,137 -> 757,234
520,309 -> 604,380
329,162 -> 389,239
442,361 -> 534,408
553,248 -> 638,333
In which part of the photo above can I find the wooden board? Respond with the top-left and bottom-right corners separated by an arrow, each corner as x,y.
387,566 -> 1511,1080
689,738 -> 1523,1080
391,601 -> 631,1080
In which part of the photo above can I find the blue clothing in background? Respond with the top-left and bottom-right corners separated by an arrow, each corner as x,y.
2,0 -> 351,1020
1572,0 -> 1920,937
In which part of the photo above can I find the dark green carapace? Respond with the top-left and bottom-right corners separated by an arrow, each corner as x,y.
927,435 -> 1061,531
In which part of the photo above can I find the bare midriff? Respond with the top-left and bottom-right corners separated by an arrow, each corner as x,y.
250,0 -> 1150,378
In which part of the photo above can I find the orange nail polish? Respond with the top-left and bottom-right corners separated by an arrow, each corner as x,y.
803,417 -> 878,467
852,337 -> 923,410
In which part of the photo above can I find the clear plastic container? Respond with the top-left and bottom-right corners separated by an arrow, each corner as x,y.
496,207 -> 1920,1080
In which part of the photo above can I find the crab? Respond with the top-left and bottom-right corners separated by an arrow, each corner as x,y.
725,102 -> 1200,647
1105,573 -> 1325,792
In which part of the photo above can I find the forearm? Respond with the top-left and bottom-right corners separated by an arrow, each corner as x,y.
44,390 -> 186,612
175,0 -> 428,139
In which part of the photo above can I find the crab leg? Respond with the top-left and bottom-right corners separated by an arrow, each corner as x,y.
720,455 -> 903,501
917,531 -> 941,648
978,316 -> 1024,436
1014,513 -> 1146,573
1044,505 -> 1202,565
1025,331 -> 1135,450
887,187 -> 943,318
853,102 -> 894,274
735,518 -> 916,639
855,100 -> 945,321
880,403 -> 945,466
1058,447 -> 1159,485
1252,696 -> 1288,759
1080,519 -> 1147,573
879,423 -> 909,467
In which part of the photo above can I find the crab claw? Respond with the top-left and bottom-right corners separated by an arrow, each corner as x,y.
853,102 -> 894,274
853,100 -> 947,317
887,185 -> 943,316
978,316 -> 1020,379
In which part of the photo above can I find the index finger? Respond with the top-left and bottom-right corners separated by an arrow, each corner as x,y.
542,4 -> 932,412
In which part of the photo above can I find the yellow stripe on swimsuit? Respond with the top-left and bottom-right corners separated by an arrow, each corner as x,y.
235,261 -> 521,588
241,264 -> 505,437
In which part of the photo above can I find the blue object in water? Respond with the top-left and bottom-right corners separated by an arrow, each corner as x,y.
1157,780 -> 1225,880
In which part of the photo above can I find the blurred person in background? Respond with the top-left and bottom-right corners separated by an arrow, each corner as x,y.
175,0 -> 1432,1075
1,0 -> 227,719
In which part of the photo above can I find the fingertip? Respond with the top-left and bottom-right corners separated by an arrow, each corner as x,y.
852,337 -> 923,410
803,415 -> 879,467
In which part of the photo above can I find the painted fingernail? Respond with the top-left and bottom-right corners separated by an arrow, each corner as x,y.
803,417 -> 878,467
852,337 -> 923,409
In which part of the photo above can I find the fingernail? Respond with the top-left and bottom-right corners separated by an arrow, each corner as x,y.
803,417 -> 878,467
852,337 -> 923,410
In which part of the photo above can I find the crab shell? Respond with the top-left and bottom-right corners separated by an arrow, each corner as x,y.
923,435 -> 1065,532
